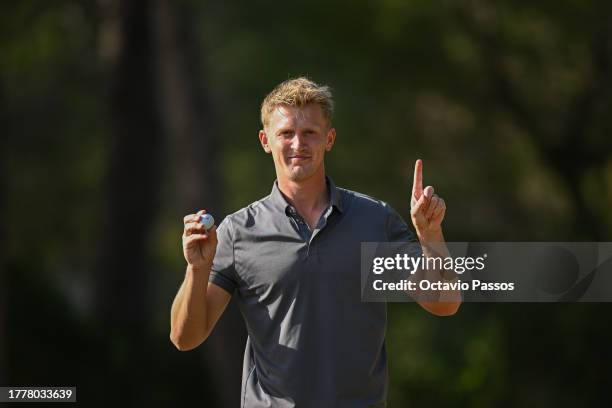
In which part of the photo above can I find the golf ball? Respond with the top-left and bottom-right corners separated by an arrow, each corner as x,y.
199,213 -> 215,231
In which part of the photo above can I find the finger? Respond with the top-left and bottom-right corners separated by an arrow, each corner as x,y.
412,159 -> 423,199
184,225 -> 217,243
183,213 -> 198,224
425,195 -> 439,219
184,233 -> 210,244
183,209 -> 207,224
410,194 -> 427,216
421,185 -> 435,213
430,204 -> 445,223
184,222 -> 206,236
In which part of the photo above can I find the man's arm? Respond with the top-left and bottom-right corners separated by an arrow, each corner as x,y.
408,231 -> 461,316
170,210 -> 232,351
170,265 -> 231,351
409,160 -> 461,316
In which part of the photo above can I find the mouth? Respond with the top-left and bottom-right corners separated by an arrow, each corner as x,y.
288,155 -> 311,161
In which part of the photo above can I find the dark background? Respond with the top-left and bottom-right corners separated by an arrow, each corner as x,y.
2,0 -> 611,406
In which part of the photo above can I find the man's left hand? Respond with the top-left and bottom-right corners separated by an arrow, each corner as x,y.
410,159 -> 446,241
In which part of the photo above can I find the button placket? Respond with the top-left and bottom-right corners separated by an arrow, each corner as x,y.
287,205 -> 335,258
287,207 -> 312,247
309,205 -> 333,244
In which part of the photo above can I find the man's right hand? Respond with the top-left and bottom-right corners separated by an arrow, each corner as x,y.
182,209 -> 218,270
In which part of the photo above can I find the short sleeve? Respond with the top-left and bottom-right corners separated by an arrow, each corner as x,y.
362,202 -> 424,301
384,202 -> 422,257
208,216 -> 239,295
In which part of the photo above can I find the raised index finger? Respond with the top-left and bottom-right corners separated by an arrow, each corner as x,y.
412,159 -> 423,198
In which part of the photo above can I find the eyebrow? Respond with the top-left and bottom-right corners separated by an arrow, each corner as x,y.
275,127 -> 294,135
276,126 -> 320,134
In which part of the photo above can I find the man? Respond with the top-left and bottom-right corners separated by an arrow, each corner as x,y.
170,77 -> 461,407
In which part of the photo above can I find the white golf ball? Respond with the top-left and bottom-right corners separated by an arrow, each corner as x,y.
199,213 -> 215,230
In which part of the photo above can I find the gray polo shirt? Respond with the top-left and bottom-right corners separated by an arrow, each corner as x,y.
209,177 -> 420,408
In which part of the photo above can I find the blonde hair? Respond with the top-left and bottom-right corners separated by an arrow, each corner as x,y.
260,77 -> 334,128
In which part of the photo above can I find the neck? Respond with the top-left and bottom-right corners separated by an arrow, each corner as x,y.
277,169 -> 329,214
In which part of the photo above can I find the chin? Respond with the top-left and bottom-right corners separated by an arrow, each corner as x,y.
286,167 -> 315,182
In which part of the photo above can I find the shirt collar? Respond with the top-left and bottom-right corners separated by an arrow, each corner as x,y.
270,176 -> 344,215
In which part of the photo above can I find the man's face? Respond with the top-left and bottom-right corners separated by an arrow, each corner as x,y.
259,104 -> 336,183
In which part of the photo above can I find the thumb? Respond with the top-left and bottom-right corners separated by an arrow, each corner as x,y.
207,225 -> 218,244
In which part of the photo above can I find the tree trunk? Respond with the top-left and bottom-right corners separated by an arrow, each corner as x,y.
94,0 -> 163,403
154,1 -> 245,406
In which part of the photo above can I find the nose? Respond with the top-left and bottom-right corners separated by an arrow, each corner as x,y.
290,132 -> 306,150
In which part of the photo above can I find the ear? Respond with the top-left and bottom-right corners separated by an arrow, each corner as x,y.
259,130 -> 271,153
325,128 -> 336,152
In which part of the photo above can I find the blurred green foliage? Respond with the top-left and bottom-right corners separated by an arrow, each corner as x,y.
2,0 -> 611,406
